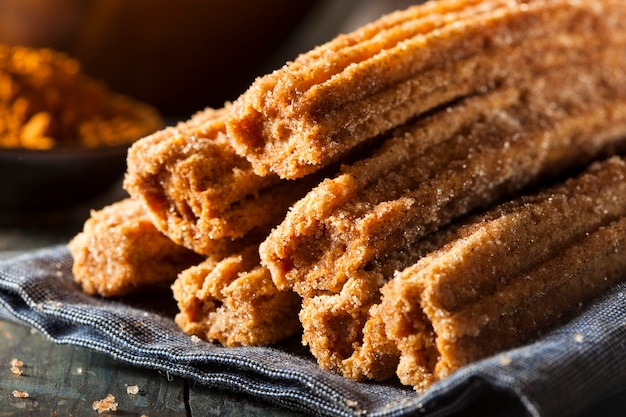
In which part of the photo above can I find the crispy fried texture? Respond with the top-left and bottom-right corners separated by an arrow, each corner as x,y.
71,0 -> 626,378
299,225 -> 459,381
69,198 -> 202,297
381,157 -> 626,391
269,50 -> 626,382
227,0 -> 626,178
300,275 -> 395,380
124,106 -> 318,255
0,45 -> 162,149
172,246 -> 301,346
261,50 -> 626,298
124,107 -> 274,250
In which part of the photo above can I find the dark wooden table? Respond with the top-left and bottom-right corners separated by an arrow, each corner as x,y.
0,318 -> 301,416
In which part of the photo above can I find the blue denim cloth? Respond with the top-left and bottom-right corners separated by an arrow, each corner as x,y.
0,245 -> 624,417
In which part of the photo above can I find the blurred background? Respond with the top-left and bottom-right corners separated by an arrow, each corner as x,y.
0,0 -> 416,116
0,0 -> 416,236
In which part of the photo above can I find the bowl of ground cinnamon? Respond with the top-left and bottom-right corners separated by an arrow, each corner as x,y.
0,45 -> 163,211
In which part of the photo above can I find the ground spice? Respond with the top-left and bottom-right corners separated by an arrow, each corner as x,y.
0,45 -> 162,149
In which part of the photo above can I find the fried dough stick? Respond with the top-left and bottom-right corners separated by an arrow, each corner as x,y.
69,198 -> 202,297
299,224 -> 462,381
380,156 -> 626,391
261,50 -> 626,298
69,198 -> 300,345
227,0 -> 626,178
124,106 -> 313,255
172,246 -> 301,347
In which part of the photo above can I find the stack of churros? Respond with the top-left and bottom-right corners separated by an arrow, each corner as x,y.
381,156 -> 626,390
70,0 -> 626,391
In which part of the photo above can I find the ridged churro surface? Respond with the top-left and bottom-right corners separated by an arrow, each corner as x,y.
261,49 -> 626,298
268,38 -> 626,382
228,0 -> 626,178
68,198 -> 202,297
172,246 -> 301,347
124,107 -> 273,251
299,225 -> 459,381
124,106 -> 324,256
381,157 -> 626,391
69,0 -> 626,390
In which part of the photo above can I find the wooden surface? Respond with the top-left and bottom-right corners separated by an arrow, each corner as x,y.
1,317 -> 625,417
0,318 -> 300,416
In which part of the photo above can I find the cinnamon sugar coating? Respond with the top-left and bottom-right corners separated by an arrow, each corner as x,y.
381,157 -> 626,391
69,198 -> 202,297
266,49 -> 626,382
124,106 -> 320,255
227,0 -> 626,178
124,107 -> 275,253
70,0 -> 626,386
172,246 -> 301,347
261,50 -> 626,299
299,226 -> 457,381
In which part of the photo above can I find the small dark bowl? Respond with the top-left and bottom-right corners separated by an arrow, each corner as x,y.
0,144 -> 129,212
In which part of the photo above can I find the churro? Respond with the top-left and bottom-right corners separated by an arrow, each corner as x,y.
69,0 -> 626,387
261,51 -> 626,298
124,106 -> 272,250
227,0 -> 626,178
124,106 -> 320,255
381,156 -> 626,391
172,246 -> 301,347
69,198 -> 202,297
299,225 -> 459,381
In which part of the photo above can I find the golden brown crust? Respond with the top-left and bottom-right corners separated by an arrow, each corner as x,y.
172,246 -> 301,347
69,0 -> 626,383
381,156 -> 626,391
300,274 -> 400,382
265,37 -> 626,382
300,275 -> 395,381
261,50 -> 626,298
124,106 -> 321,255
227,0 -> 626,178
299,221 -> 460,381
123,106 -> 274,252
68,198 -> 202,297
